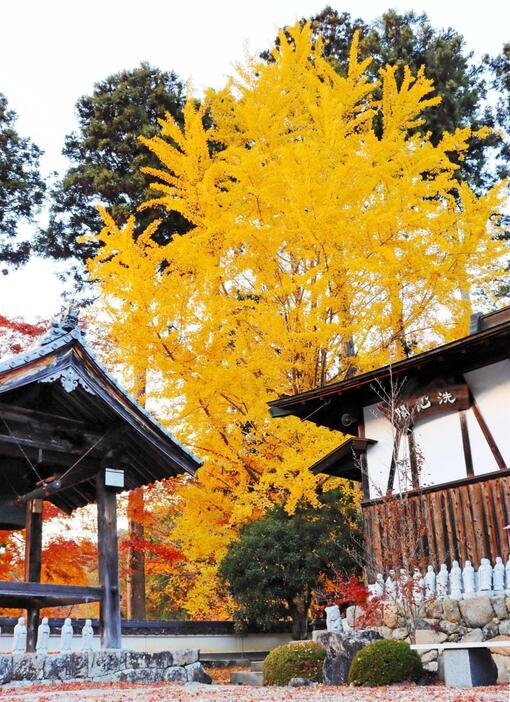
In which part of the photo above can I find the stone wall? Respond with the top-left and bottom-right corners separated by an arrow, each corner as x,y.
346,595 -> 510,683
0,648 -> 211,686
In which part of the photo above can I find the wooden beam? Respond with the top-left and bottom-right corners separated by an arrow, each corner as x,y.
0,581 -> 103,608
471,400 -> 506,470
96,469 -> 121,649
17,463 -> 100,503
24,499 -> 42,653
459,410 -> 474,477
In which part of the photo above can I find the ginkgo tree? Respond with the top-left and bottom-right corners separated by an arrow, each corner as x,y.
83,24 -> 508,617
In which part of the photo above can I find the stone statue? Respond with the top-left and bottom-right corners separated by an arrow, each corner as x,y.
81,619 -> 94,651
36,616 -> 51,655
505,556 -> 510,595
412,568 -> 424,603
374,573 -> 385,598
325,605 -> 343,633
12,616 -> 27,655
60,618 -> 74,653
478,558 -> 493,594
385,569 -> 397,601
494,557 -> 505,593
424,565 -> 436,599
463,560 -> 476,598
449,560 -> 463,600
436,563 -> 449,598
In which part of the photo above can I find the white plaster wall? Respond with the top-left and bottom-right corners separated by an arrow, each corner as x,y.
363,402 -> 394,499
464,360 -> 510,468
465,406 -> 498,476
413,411 -> 466,486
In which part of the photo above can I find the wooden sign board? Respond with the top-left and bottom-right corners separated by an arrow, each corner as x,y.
378,381 -> 469,426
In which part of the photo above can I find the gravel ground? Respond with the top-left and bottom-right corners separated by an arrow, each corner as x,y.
0,682 -> 507,702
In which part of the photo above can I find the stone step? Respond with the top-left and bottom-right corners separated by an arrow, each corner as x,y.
230,670 -> 264,686
250,660 -> 264,672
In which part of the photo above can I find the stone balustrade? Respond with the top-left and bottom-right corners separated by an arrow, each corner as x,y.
368,556 -> 510,602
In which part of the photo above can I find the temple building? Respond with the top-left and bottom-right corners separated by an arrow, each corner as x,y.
269,306 -> 510,574
0,310 -> 201,652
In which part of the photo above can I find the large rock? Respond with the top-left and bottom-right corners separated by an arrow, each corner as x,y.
185,661 -> 212,684
491,596 -> 507,620
460,628 -> 484,643
117,667 -> 164,683
163,666 -> 187,682
438,620 -> 458,636
382,605 -> 399,629
313,630 -> 381,685
442,599 -> 461,624
459,597 -> 494,628
499,620 -> 510,636
0,656 -> 12,685
89,649 -> 124,678
415,629 -> 447,645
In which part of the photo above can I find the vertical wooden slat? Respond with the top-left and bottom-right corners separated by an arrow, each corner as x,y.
460,485 -> 478,564
431,492 -> 447,564
469,482 -> 488,567
24,499 -> 42,653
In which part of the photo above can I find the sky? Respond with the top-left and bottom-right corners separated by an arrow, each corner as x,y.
1,0 -> 509,320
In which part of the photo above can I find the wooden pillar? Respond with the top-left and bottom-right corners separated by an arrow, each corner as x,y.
127,488 -> 146,620
96,470 -> 121,649
24,499 -> 42,653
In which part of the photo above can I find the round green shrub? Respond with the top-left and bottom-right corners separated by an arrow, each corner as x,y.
348,639 -> 423,687
263,641 -> 325,686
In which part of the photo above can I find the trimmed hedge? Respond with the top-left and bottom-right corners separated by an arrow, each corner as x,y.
263,641 -> 325,686
348,639 -> 423,687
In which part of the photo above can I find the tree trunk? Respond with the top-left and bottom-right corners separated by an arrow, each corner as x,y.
126,487 -> 146,620
289,595 -> 310,640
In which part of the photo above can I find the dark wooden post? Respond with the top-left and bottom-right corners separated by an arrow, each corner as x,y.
127,488 -> 146,620
24,499 -> 42,652
96,469 -> 122,649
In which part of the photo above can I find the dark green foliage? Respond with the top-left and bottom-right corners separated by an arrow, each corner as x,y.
266,7 -> 501,191
0,94 -> 45,267
37,63 -> 189,284
218,489 -> 360,640
348,639 -> 423,687
263,641 -> 325,685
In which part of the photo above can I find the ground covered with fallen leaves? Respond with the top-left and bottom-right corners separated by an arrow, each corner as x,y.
0,682 -> 506,702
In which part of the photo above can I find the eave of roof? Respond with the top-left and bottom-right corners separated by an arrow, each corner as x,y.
268,317 -> 510,417
309,437 -> 376,479
0,330 -> 201,473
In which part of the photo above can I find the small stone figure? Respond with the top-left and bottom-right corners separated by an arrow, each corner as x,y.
449,560 -> 463,600
81,619 -> 94,651
12,616 -> 27,655
374,573 -> 385,598
478,558 -> 493,594
412,568 -> 424,603
436,563 -> 449,598
463,560 -> 476,598
325,605 -> 342,633
385,569 -> 397,602
424,565 -> 436,599
493,557 -> 505,593
36,616 -> 51,655
60,618 -> 73,653
505,556 -> 510,595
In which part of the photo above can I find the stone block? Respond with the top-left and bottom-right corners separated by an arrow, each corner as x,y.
11,654 -> 43,681
420,650 -> 438,664
0,655 -> 12,684
415,629 -> 447,645
43,652 -> 90,680
377,626 -> 393,639
492,653 -> 510,684
123,651 -> 151,669
499,620 -> 510,636
147,650 -> 174,668
345,605 -> 364,628
424,599 -> 443,619
486,635 -> 510,656
438,620 -> 458,635
459,597 -> 494,628
443,648 -> 497,687
172,649 -> 199,666
117,667 -> 164,683
491,596 -> 507,620
163,666 -> 187,682
89,649 -> 124,678
423,660 -> 438,673
483,622 -> 499,640
460,628 -> 484,643
185,661 -> 212,684
391,628 -> 409,640
442,599 -> 461,624
314,630 -> 381,685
